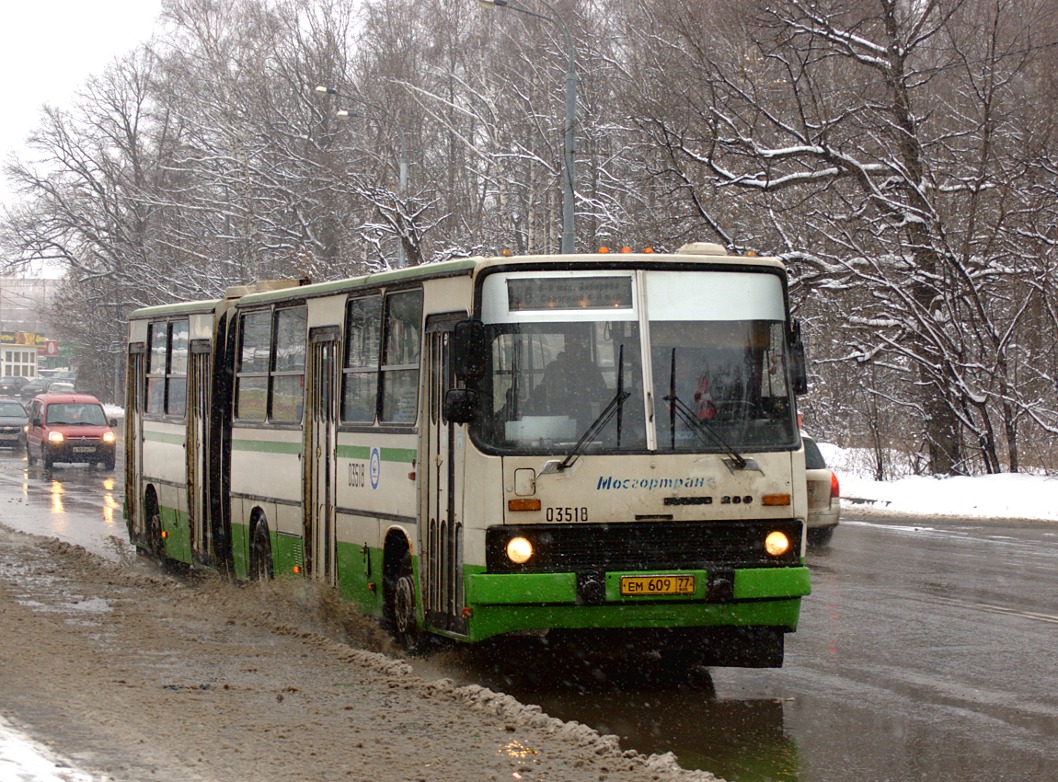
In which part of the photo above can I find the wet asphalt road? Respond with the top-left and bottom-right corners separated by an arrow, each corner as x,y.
1,445 -> 1057,782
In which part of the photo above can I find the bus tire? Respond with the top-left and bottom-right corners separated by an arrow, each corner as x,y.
391,551 -> 422,655
807,526 -> 834,546
251,522 -> 273,582
711,628 -> 785,668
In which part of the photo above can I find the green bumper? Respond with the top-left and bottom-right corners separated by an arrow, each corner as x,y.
461,566 -> 810,642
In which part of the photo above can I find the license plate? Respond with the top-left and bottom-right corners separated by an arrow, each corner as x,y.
72,446 -> 95,454
620,574 -> 696,596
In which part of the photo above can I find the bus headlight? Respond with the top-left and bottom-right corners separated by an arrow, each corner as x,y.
505,536 -> 534,565
764,531 -> 791,557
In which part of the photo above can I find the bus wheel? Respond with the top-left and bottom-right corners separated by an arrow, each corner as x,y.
251,523 -> 273,582
391,552 -> 422,655
709,628 -> 785,668
807,527 -> 834,546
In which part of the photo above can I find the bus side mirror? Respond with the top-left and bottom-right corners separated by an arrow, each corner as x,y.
788,320 -> 808,396
444,388 -> 479,424
453,319 -> 487,380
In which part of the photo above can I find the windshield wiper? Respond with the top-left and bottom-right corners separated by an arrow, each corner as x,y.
663,393 -> 748,469
549,345 -> 629,473
548,388 -> 631,472
664,346 -> 746,468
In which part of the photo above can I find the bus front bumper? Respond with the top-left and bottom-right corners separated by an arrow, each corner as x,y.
461,566 -> 810,642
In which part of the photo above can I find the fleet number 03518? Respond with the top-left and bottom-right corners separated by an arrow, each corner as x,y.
546,507 -> 588,522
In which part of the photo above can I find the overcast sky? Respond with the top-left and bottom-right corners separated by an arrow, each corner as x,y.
0,0 -> 163,205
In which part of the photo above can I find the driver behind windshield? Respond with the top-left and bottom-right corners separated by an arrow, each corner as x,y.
533,335 -> 608,427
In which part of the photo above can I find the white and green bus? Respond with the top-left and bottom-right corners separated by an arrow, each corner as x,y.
125,243 -> 811,667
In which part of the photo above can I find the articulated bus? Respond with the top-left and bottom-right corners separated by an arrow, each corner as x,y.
125,243 -> 811,667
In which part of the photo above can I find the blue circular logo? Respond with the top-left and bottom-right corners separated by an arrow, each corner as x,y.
369,447 -> 381,490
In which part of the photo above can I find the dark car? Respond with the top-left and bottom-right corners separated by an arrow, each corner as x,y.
20,377 -> 62,404
26,393 -> 117,470
0,376 -> 28,396
0,397 -> 28,449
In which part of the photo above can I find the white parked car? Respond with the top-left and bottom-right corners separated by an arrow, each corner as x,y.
803,434 -> 840,545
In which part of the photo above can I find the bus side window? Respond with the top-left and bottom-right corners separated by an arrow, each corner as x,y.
146,322 -> 167,415
341,295 -> 382,423
236,311 -> 271,421
270,306 -> 307,423
380,289 -> 423,424
167,319 -> 189,418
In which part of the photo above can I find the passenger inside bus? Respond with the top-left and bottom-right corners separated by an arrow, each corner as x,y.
533,336 -> 608,426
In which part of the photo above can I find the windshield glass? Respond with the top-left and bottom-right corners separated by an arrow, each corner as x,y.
45,404 -> 107,426
471,269 -> 797,454
0,402 -> 25,417
476,319 -> 647,452
647,271 -> 797,451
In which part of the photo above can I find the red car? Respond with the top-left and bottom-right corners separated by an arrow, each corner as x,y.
26,393 -> 117,470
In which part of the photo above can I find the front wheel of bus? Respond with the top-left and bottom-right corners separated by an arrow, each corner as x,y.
251,522 -> 273,582
392,552 -> 421,655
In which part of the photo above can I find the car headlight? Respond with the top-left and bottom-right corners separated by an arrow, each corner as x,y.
103,431 -> 116,444
764,530 -> 791,557
505,536 -> 534,564
47,431 -> 64,444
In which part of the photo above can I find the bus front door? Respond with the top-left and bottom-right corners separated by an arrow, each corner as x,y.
304,331 -> 339,585
424,322 -> 466,634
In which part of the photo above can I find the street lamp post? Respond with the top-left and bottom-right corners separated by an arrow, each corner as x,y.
315,86 -> 410,267
337,109 -> 408,200
337,108 -> 409,267
476,0 -> 576,254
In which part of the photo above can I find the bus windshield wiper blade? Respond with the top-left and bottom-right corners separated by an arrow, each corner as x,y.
552,388 -> 632,472
663,394 -> 748,470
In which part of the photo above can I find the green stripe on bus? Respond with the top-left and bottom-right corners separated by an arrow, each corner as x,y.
143,431 -> 186,445
236,259 -> 478,305
337,445 -> 371,459
231,441 -> 416,461
336,445 -> 416,463
231,439 -> 303,454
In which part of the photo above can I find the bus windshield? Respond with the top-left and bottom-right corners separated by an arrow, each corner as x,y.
472,269 -> 798,453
